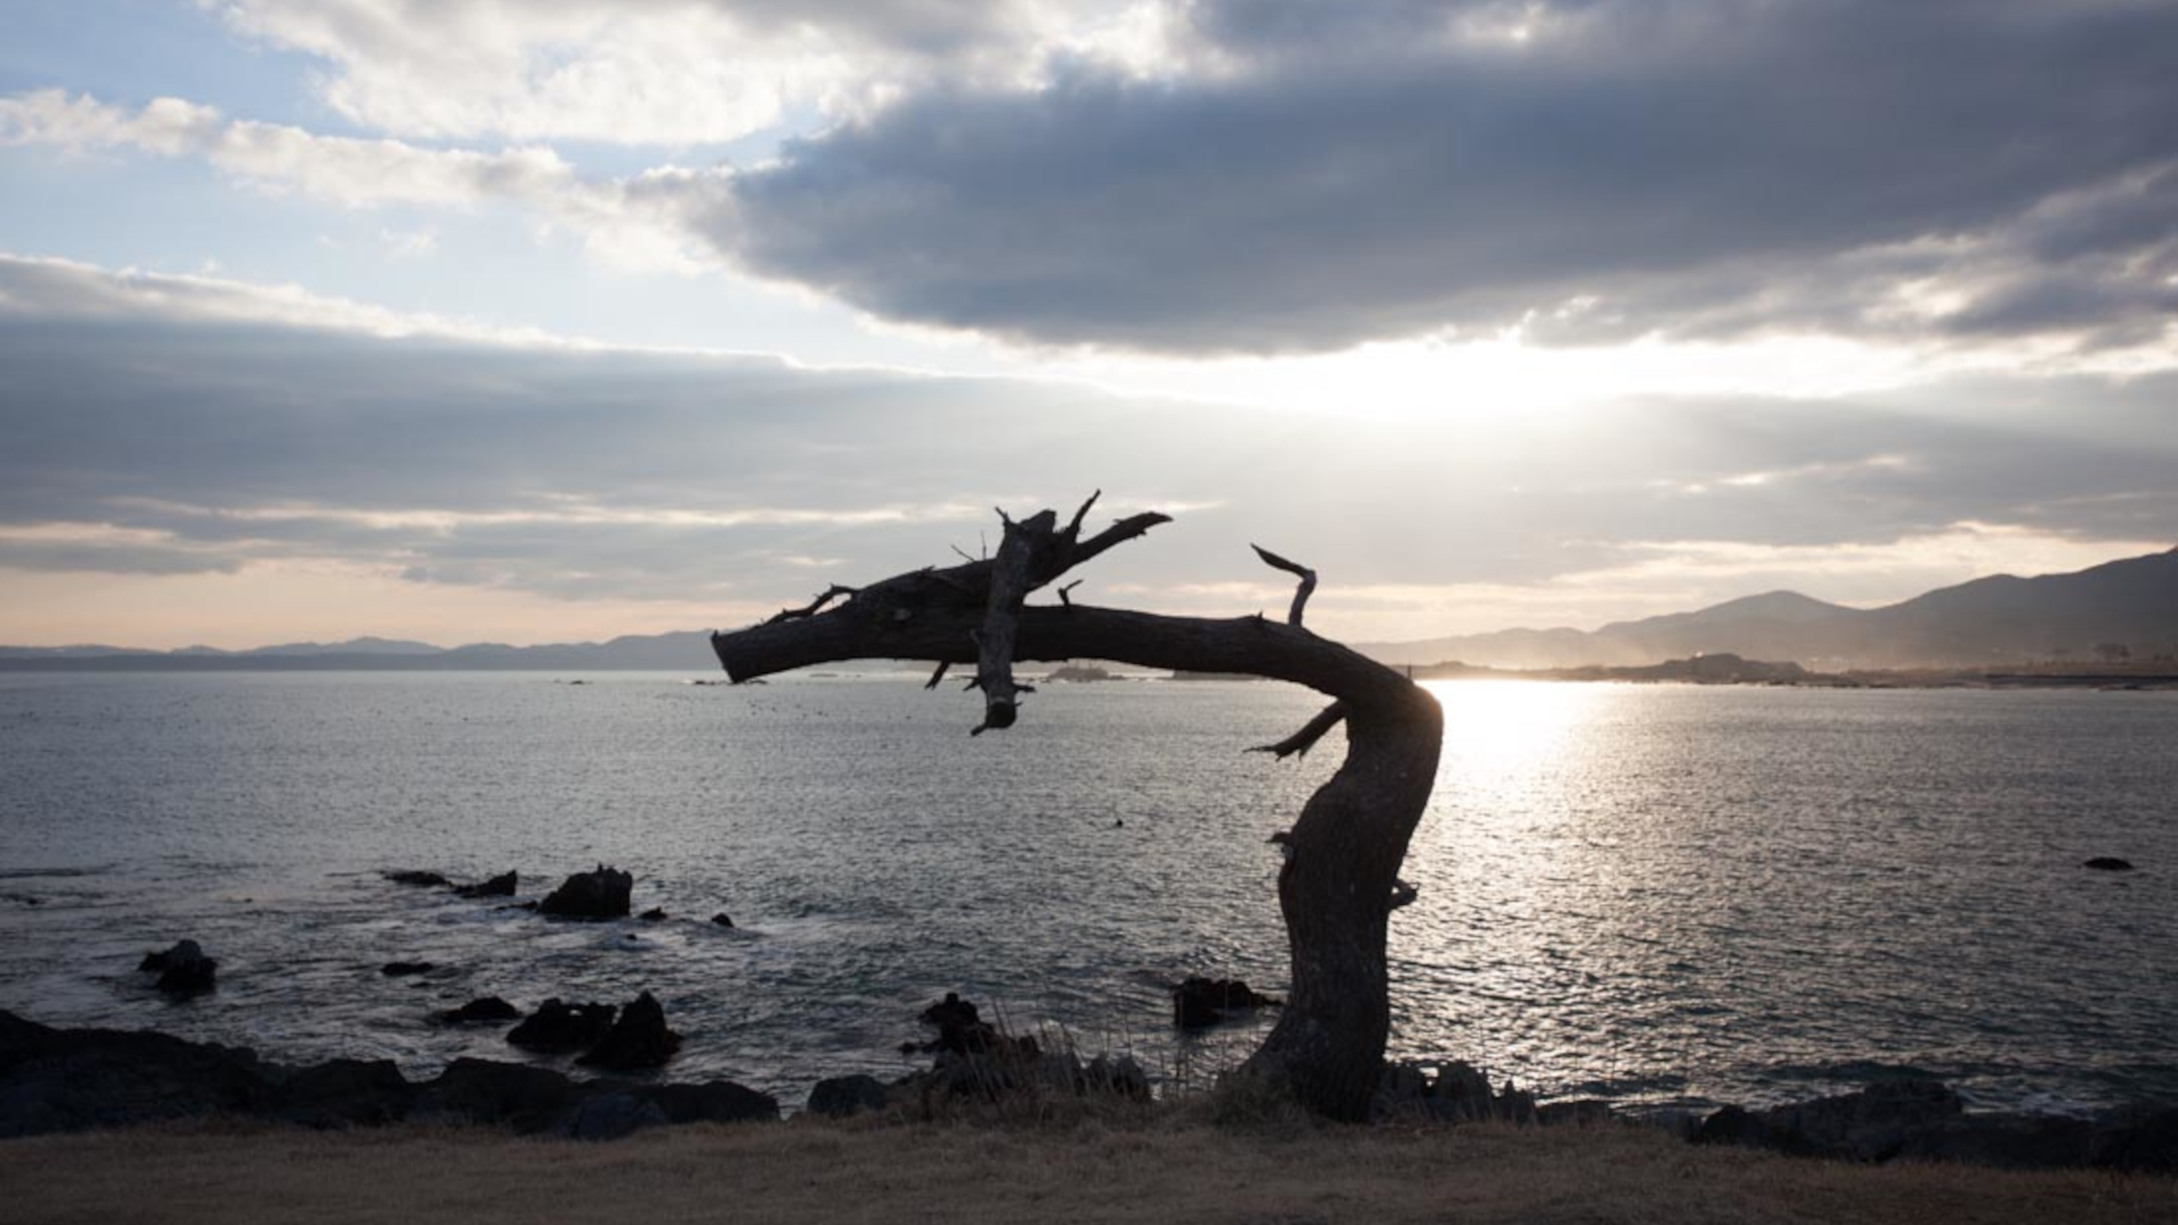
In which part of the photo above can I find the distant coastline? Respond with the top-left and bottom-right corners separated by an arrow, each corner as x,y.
8,543 -> 2172,676
1409,653 -> 2178,690
5,648 -> 2178,690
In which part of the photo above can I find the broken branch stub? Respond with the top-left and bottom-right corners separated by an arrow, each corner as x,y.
1252,545 -> 1318,626
1252,700 -> 1348,760
764,583 -> 857,626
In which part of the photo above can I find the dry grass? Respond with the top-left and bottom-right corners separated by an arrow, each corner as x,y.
4,1116 -> 2172,1225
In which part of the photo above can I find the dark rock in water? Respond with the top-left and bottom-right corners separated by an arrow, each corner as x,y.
383,870 -> 451,887
139,940 -> 217,996
710,912 -> 733,928
506,998 -> 617,1052
273,1058 -> 413,1127
639,907 -> 667,921
380,961 -> 435,977
455,871 -> 518,898
913,992 -> 1002,1055
2083,856 -> 2136,871
1171,976 -> 1280,1029
508,900 -> 539,911
538,865 -> 633,919
435,996 -> 521,1025
920,992 -> 981,1030
577,992 -> 680,1070
808,1074 -> 888,1118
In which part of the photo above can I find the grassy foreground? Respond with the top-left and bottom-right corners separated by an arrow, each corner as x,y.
4,1117 -> 2173,1225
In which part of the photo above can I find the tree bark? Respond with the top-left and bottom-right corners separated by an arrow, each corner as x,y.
709,503 -> 1441,1120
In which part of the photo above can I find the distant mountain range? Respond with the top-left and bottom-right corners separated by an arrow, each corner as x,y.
0,632 -> 720,671
4,546 -> 2173,672
1358,546 -> 2178,669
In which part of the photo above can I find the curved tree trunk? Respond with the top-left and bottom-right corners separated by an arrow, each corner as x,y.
708,498 -> 1442,1120
1243,698 -> 1441,1120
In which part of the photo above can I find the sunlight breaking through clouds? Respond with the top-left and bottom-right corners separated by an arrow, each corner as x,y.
2,3 -> 2175,647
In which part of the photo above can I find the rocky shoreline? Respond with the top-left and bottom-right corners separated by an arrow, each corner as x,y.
1372,1061 -> 2176,1172
8,868 -> 2169,1168
3,1007 -> 2172,1173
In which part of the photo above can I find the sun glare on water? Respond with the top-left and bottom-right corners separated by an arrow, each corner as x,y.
1423,678 -> 1606,779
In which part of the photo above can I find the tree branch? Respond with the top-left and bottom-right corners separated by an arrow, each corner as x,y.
1252,545 -> 1318,627
1066,512 -> 1173,574
712,501 -> 1418,719
716,605 -> 1415,712
972,509 -> 1052,734
1251,700 -> 1348,760
1064,489 -> 1101,540
763,584 -> 857,626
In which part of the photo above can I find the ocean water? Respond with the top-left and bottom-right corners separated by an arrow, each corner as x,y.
1,671 -> 2173,1116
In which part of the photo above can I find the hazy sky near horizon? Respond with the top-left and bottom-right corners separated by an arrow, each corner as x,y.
2,1 -> 2175,649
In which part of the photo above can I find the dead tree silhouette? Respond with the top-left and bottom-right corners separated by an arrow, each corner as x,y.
709,494 -> 1443,1120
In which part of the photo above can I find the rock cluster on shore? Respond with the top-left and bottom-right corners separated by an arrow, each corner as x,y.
1372,1060 -> 1608,1127
6,1005 -> 2176,1169
0,1010 -> 774,1141
1690,1078 -> 2178,1172
831,993 -> 1153,1119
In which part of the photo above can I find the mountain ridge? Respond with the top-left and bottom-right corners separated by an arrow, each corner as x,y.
3,548 -> 2173,672
1358,547 -> 2178,669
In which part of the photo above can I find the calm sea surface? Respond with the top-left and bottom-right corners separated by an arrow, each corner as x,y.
1,672 -> 2173,1115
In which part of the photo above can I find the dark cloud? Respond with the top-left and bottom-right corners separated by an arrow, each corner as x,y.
709,0 -> 2178,354
2,258 -> 2173,612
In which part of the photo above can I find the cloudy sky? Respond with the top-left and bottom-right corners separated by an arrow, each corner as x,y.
3,0 -> 2174,649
